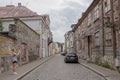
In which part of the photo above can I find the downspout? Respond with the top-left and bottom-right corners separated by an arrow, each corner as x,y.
111,0 -> 116,58
101,0 -> 105,56
118,0 -> 120,33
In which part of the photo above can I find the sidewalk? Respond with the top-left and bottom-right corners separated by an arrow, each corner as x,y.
79,59 -> 120,80
0,56 -> 53,80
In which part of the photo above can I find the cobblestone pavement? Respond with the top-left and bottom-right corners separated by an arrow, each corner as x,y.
21,54 -> 105,80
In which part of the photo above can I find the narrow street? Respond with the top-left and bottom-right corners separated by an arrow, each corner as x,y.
0,0 -> 120,80
21,54 -> 105,80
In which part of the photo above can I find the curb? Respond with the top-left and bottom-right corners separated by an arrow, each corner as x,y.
79,61 -> 109,80
16,56 -> 54,80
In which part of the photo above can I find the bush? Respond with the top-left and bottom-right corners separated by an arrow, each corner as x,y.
91,61 -> 115,70
98,63 -> 110,68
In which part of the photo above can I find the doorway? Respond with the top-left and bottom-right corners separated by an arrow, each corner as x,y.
87,36 -> 92,59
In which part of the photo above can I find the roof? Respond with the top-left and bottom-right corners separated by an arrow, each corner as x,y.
0,4 -> 38,18
0,31 -> 9,35
0,31 -> 16,39
72,0 -> 99,32
66,30 -> 73,35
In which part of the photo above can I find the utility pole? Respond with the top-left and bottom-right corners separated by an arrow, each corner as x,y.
10,0 -> 13,5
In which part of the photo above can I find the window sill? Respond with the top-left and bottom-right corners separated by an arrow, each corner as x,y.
94,18 -> 99,23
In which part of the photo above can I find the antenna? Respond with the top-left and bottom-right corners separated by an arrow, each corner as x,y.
26,2 -> 29,7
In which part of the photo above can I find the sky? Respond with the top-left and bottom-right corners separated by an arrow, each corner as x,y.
0,0 -> 93,42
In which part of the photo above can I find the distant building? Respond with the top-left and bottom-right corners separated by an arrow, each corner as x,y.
64,30 -> 74,53
40,15 -> 53,57
53,42 -> 62,54
61,43 -> 65,52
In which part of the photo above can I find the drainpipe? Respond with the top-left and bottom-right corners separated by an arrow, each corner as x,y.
115,0 -> 120,68
101,0 -> 105,56
111,0 -> 116,58
118,0 -> 120,33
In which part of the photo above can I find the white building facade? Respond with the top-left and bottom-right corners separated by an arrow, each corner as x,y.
64,31 -> 74,53
40,15 -> 53,58
0,4 -> 53,58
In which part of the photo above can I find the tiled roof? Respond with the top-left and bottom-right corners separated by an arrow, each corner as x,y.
0,5 -> 38,18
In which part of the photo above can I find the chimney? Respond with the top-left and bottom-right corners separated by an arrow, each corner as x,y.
18,3 -> 22,6
82,12 -> 85,16
71,24 -> 76,29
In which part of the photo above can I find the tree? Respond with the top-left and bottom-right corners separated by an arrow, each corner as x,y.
56,42 -> 61,47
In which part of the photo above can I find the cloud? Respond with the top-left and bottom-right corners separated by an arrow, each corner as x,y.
48,0 -> 93,42
0,0 -> 93,42
48,10 -> 70,42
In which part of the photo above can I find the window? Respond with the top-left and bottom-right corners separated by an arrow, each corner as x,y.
42,39 -> 44,48
94,32 -> 100,47
94,5 -> 99,20
88,13 -> 91,26
104,0 -> 111,12
105,27 -> 112,46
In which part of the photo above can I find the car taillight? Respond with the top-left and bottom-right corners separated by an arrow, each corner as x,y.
66,57 -> 69,59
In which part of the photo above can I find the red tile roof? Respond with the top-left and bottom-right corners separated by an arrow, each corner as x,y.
0,5 -> 38,18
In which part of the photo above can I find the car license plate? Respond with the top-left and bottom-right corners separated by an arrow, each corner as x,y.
70,57 -> 74,59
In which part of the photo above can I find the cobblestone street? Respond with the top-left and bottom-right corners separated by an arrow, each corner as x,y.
21,54 -> 105,80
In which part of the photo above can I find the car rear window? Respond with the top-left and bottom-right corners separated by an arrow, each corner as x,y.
67,53 -> 76,57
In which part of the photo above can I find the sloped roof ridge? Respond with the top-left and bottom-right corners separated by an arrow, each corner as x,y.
0,5 -> 38,18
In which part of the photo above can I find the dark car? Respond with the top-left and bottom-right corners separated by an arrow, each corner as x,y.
61,52 -> 67,56
64,53 -> 78,63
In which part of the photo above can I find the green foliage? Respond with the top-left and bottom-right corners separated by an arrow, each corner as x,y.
98,63 -> 110,68
56,42 -> 62,47
118,69 -> 120,73
91,61 -> 115,70
116,67 -> 120,73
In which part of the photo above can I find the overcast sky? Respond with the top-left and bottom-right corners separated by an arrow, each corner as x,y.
0,0 -> 93,42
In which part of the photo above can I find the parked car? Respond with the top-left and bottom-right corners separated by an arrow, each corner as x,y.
61,52 -> 67,56
64,53 -> 78,63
